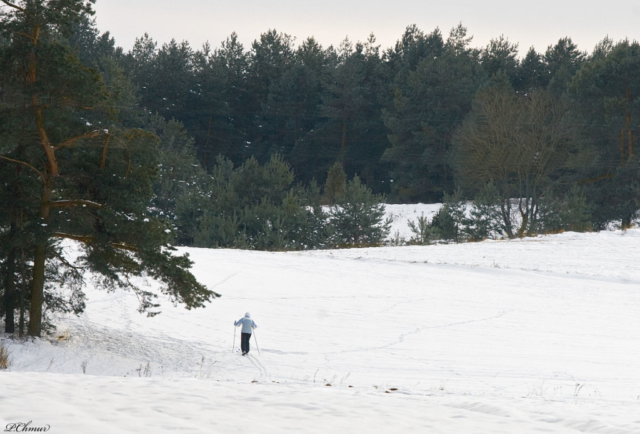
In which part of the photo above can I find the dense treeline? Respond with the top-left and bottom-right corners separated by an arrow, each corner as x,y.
1,0 -> 639,336
107,25 -> 637,211
69,19 -> 638,225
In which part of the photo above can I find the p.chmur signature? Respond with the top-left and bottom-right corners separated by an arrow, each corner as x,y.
5,421 -> 51,432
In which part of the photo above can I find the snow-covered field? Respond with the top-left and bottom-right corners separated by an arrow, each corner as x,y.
1,223 -> 640,433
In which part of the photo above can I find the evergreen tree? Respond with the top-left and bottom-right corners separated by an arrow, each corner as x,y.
181,155 -> 332,250
322,161 -> 347,205
537,185 -> 593,233
544,37 -> 585,96
0,0 -> 214,336
430,189 -> 466,243
330,176 -> 391,246
383,25 -> 485,202
208,32 -> 252,166
464,180 -> 502,240
515,47 -> 546,92
481,35 -> 519,85
568,39 -> 640,228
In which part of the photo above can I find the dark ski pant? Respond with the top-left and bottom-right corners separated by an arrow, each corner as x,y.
241,332 -> 251,354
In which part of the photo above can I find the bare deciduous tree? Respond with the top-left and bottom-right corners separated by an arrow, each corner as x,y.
452,87 -> 573,238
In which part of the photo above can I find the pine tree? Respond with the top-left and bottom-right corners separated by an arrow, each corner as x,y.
322,162 -> 347,205
568,39 -> 640,228
0,0 -> 215,336
382,25 -> 485,202
330,176 -> 391,246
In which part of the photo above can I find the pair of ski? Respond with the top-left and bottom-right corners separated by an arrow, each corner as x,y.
232,328 -> 261,355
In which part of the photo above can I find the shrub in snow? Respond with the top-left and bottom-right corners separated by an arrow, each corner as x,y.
322,162 -> 347,206
0,344 -> 10,370
330,176 -> 391,247
182,155 -> 333,251
407,213 -> 434,245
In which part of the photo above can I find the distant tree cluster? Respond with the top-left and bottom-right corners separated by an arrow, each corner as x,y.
89,21 -> 638,228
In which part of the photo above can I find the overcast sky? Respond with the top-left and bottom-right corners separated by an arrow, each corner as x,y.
94,0 -> 640,56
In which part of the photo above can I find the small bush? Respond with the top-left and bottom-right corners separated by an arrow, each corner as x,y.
322,162 -> 347,205
430,191 -> 466,243
407,213 -> 433,245
0,344 -> 11,370
330,176 -> 391,246
538,185 -> 593,233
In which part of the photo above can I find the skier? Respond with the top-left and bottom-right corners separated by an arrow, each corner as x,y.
234,312 -> 257,355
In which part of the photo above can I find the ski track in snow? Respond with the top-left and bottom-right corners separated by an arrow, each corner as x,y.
2,227 -> 640,433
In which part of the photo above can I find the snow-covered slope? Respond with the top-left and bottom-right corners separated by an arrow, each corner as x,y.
1,228 -> 640,433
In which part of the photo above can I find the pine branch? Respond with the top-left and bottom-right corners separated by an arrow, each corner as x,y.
0,155 -> 45,182
0,1 -> 28,14
53,130 -> 103,151
53,250 -> 84,271
34,106 -> 58,177
52,232 -> 94,243
100,133 -> 111,170
50,200 -> 103,209
9,29 -> 34,41
51,233 -> 139,252
109,243 -> 138,252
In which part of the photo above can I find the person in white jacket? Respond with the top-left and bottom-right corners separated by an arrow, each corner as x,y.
234,312 -> 257,355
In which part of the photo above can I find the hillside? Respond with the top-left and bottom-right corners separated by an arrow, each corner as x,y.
1,228 -> 639,433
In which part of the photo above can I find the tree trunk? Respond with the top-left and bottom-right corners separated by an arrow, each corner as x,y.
500,200 -> 515,239
518,211 -> 529,238
4,164 -> 22,333
3,221 -> 17,334
28,243 -> 46,337
19,248 -> 27,337
28,183 -> 51,337
340,118 -> 347,162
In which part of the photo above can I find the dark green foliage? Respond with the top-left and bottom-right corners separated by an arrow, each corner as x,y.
407,213 -> 433,245
544,37 -> 585,96
481,35 -> 519,84
322,162 -> 347,205
568,40 -> 640,228
0,0 -> 214,336
382,25 -> 485,202
430,189 -> 466,243
516,47 -> 546,92
180,155 -> 333,250
54,16 -> 640,231
146,115 -> 212,226
538,186 -> 593,233
330,176 -> 391,246
464,181 -> 502,241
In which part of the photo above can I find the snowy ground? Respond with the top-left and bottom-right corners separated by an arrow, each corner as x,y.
1,225 -> 640,433
385,202 -> 443,240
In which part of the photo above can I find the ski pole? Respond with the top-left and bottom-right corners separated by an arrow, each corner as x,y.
232,325 -> 236,353
253,331 -> 261,356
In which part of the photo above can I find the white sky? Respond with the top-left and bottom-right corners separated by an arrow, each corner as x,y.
94,0 -> 640,56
